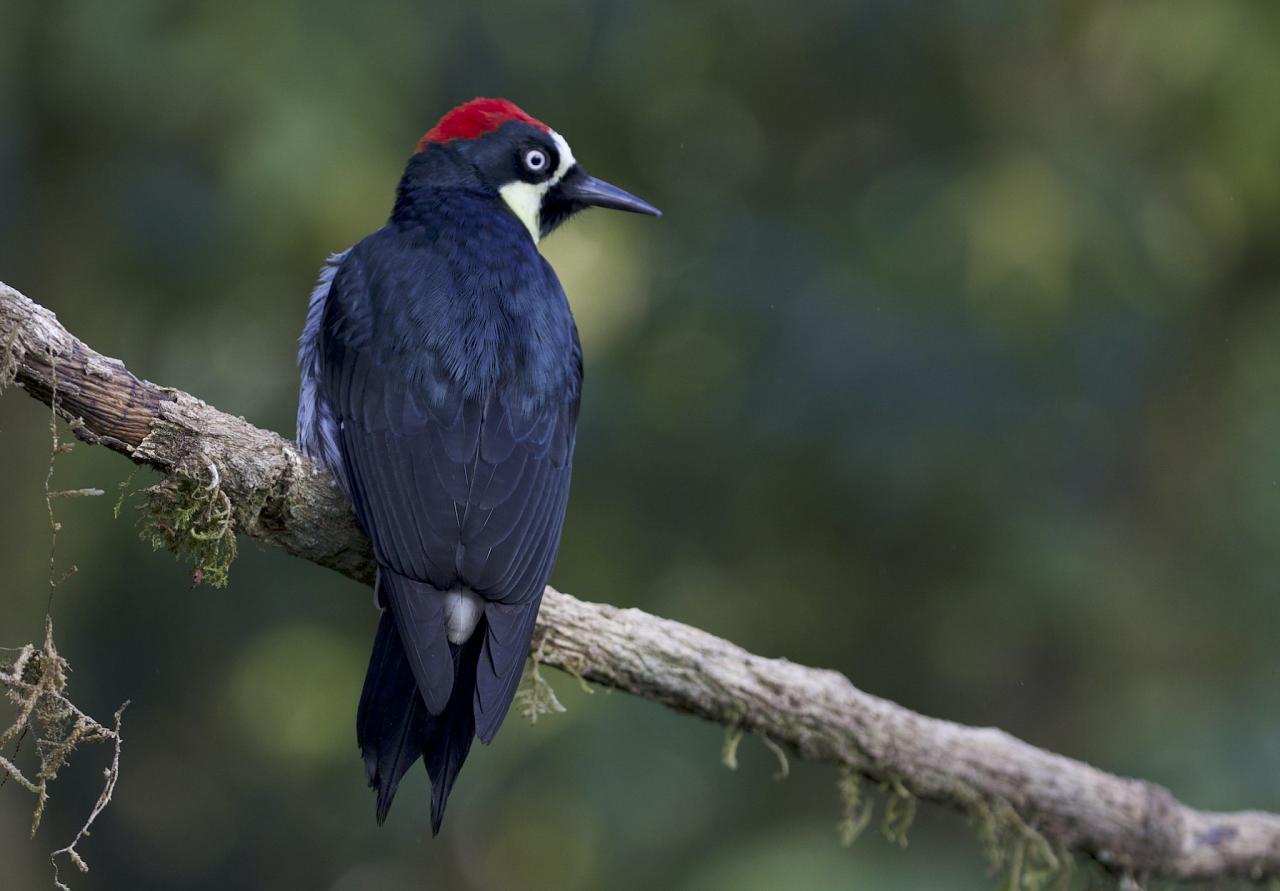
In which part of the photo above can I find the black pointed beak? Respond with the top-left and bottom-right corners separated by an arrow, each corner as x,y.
558,169 -> 661,217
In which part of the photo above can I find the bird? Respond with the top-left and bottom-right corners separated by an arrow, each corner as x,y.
295,98 -> 659,833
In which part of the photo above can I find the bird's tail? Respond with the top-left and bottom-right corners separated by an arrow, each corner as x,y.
356,601 -> 483,833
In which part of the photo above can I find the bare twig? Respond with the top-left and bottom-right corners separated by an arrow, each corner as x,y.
49,704 -> 128,891
3,280 -> 1280,884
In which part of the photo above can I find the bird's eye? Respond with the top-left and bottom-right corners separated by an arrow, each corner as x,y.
523,148 -> 549,174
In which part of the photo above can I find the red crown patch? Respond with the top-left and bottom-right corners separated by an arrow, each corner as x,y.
417,98 -> 549,151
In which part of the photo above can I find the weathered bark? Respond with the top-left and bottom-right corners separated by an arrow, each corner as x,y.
2,280 -> 1277,884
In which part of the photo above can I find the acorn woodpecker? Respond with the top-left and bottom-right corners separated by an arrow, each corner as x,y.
296,98 -> 659,832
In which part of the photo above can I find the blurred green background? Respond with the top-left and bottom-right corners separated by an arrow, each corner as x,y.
2,1 -> 1279,888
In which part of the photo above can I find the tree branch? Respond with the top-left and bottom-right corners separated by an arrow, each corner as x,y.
2,280 -> 1277,885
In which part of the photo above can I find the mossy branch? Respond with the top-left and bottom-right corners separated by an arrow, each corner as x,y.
3,280 -> 1279,885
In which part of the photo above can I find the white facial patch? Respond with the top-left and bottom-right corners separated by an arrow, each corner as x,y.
499,129 -> 576,243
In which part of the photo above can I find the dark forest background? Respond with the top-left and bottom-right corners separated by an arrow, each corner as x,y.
2,1 -> 1278,888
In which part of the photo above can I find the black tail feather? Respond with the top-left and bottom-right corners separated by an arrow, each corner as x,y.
357,611 -> 426,825
357,607 -> 486,832
425,628 -> 483,835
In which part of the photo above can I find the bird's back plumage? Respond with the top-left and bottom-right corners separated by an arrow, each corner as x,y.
303,190 -> 581,830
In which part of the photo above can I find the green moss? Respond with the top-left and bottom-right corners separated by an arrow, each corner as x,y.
836,767 -> 875,846
961,784 -> 1068,891
830,770 -> 1076,888
881,776 -> 917,848
761,734 -> 790,780
833,770 -> 918,849
142,473 -> 238,587
721,725 -> 744,770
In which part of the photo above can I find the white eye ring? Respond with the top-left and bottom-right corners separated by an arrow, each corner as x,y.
524,148 -> 548,173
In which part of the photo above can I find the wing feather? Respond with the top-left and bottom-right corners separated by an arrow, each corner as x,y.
318,236 -> 579,751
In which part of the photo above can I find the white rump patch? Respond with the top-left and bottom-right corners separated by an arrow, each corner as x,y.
443,588 -> 485,644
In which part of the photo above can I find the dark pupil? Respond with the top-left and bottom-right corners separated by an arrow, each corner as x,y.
528,151 -> 545,170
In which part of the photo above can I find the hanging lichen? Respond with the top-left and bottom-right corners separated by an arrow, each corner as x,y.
962,783 -> 1068,891
836,766 -> 876,846
515,657 -> 567,723
1,384 -> 128,889
881,775 -> 917,847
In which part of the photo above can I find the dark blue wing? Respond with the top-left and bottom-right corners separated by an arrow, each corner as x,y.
319,241 -> 578,734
